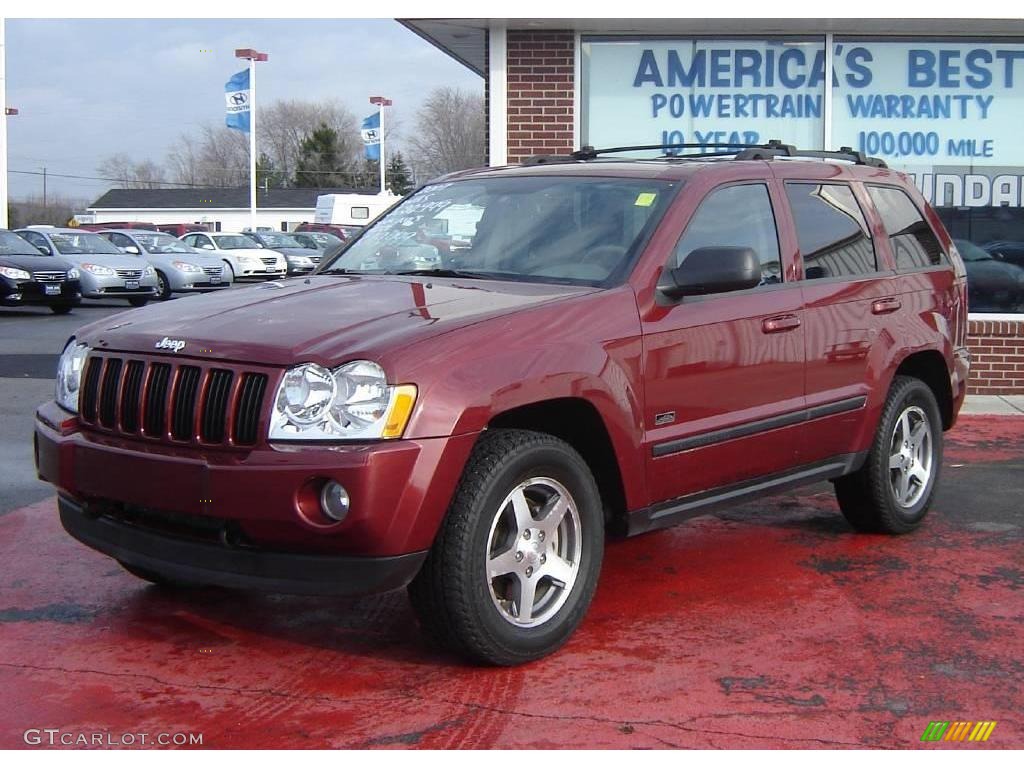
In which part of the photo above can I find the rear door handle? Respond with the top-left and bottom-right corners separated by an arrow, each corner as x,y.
871,297 -> 902,315
761,314 -> 801,333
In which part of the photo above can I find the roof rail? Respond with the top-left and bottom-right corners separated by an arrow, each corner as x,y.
522,139 -> 886,168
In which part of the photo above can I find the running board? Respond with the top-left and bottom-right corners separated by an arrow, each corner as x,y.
625,452 -> 867,537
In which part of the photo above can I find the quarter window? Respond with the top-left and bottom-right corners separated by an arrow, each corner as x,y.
867,186 -> 947,269
786,183 -> 877,279
672,184 -> 782,286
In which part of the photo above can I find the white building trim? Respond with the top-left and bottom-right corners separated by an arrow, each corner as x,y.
488,23 -> 508,167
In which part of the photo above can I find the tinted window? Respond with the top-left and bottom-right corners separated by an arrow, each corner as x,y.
672,184 -> 782,285
786,183 -> 876,280
868,186 -> 947,269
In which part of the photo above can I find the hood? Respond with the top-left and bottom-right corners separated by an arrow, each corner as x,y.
0,253 -> 76,273
225,248 -> 276,260
75,275 -> 595,366
270,247 -> 320,258
54,251 -> 146,270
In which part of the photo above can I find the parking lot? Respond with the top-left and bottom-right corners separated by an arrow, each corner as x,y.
1,296 -> 1022,749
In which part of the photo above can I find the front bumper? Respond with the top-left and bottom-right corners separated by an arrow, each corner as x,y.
35,400 -> 476,585
1,278 -> 81,306
80,272 -> 158,298
58,495 -> 427,596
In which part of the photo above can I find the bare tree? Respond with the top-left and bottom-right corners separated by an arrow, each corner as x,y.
410,87 -> 485,179
8,193 -> 88,228
165,134 -> 201,187
97,154 -> 167,189
261,99 -> 363,185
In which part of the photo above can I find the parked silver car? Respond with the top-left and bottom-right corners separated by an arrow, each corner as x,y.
99,230 -> 233,300
16,227 -> 158,307
180,232 -> 286,280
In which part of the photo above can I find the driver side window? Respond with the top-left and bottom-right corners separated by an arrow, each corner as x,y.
672,184 -> 782,286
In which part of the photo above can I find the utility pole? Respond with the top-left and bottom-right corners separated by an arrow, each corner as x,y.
42,166 -> 46,209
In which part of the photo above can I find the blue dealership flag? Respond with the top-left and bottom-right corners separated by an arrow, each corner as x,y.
225,69 -> 251,133
361,112 -> 381,160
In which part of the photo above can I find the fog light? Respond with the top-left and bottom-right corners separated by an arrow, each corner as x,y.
320,481 -> 350,522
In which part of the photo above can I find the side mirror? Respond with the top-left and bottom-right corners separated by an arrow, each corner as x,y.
37,244 -> 53,256
660,246 -> 761,298
121,245 -> 140,255
201,243 -> 215,250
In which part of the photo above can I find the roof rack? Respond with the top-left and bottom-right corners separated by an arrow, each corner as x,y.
522,139 -> 887,168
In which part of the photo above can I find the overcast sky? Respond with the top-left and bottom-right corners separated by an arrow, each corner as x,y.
5,18 -> 482,204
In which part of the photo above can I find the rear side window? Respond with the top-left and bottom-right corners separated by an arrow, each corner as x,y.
672,184 -> 782,285
867,186 -> 947,269
786,183 -> 877,280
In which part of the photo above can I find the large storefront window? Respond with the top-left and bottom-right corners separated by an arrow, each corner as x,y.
581,36 -> 1024,314
582,38 -> 826,153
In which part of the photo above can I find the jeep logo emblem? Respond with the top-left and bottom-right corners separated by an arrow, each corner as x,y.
155,337 -> 186,353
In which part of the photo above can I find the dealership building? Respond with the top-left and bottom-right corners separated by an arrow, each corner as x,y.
402,18 -> 1024,395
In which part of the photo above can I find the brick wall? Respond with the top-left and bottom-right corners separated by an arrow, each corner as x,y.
506,30 -> 574,163
967,319 -> 1024,395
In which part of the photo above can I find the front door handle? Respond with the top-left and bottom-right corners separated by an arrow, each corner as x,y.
871,297 -> 902,315
761,314 -> 802,333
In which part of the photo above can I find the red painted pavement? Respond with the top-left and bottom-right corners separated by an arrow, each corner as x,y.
1,416 -> 1021,749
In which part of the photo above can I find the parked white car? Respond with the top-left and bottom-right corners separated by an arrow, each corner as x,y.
181,232 -> 286,280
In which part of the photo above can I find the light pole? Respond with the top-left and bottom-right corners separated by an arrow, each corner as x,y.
235,48 -> 268,232
370,96 -> 392,195
1,18 -> 10,229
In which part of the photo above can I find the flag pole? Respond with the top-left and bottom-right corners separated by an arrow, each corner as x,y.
235,49 -> 268,231
370,96 -> 392,196
248,55 -> 256,231
379,100 -> 385,195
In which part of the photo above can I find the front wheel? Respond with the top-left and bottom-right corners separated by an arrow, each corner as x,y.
128,297 -> 149,308
408,429 -> 604,665
155,270 -> 172,300
49,305 -> 73,315
834,375 -> 943,534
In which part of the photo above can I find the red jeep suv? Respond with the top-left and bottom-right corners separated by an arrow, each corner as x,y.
35,143 -> 970,665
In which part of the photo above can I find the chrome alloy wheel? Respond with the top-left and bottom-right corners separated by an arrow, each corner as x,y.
485,477 -> 582,628
888,405 -> 933,508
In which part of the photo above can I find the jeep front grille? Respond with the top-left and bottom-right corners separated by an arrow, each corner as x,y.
78,353 -> 271,447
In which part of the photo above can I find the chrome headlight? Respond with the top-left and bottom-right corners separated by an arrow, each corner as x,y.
80,263 -> 116,276
67,267 -> 80,280
171,260 -> 204,273
0,266 -> 31,280
290,256 -> 313,267
56,340 -> 90,413
269,360 -> 417,441
143,265 -> 156,276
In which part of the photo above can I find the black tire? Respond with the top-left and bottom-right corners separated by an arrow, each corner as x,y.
118,561 -> 197,588
224,261 -> 235,281
128,297 -> 149,308
49,305 -> 73,315
155,271 -> 172,300
408,429 -> 604,666
834,375 -> 943,534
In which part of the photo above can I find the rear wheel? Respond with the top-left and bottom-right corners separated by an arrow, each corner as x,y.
408,429 -> 604,665
834,375 -> 943,534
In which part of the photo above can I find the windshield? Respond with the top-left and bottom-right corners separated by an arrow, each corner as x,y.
0,232 -> 42,255
50,232 -> 122,255
134,233 -> 194,254
299,232 -> 341,248
213,234 -> 260,250
954,239 -> 993,262
256,233 -> 304,248
319,176 -> 676,285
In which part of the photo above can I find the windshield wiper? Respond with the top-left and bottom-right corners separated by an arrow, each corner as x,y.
391,268 -> 494,280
